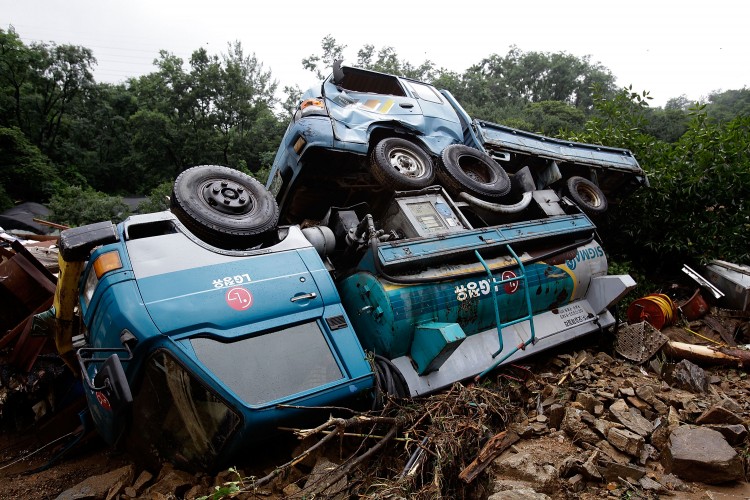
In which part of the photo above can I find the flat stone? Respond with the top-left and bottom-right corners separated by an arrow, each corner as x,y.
635,385 -> 669,414
668,359 -> 708,393
146,467 -> 194,498
184,485 -> 205,500
575,392 -> 599,414
720,396 -> 743,413
488,487 -> 551,500
593,440 -> 631,464
131,470 -> 153,493
608,399 -> 652,437
55,465 -> 135,500
581,451 -> 602,481
695,405 -> 744,425
567,473 -> 585,492
619,387 -> 635,397
560,407 -> 599,445
547,404 -> 565,430
494,451 -> 558,493
598,462 -> 646,482
664,425 -> 744,483
626,395 -> 650,412
606,427 -> 644,457
593,418 -> 621,438
639,476 -> 667,493
705,424 -> 748,445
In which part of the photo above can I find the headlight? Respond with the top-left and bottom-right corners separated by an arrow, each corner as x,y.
298,98 -> 326,118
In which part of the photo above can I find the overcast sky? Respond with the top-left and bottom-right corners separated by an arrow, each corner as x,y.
3,0 -> 748,107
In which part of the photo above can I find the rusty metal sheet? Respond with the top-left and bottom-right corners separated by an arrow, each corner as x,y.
0,251 -> 56,331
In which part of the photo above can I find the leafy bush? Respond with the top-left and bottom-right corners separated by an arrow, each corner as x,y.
48,185 -> 130,227
0,126 -> 59,203
137,181 -> 172,214
573,88 -> 750,272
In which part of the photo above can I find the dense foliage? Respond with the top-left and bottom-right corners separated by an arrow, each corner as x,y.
1,29 -> 748,274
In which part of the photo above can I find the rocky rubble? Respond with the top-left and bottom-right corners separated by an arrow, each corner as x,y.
41,344 -> 749,500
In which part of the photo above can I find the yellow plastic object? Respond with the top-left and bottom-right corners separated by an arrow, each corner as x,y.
53,253 -> 85,372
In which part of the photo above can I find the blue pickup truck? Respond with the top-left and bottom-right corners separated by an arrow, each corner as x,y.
54,65 -> 644,471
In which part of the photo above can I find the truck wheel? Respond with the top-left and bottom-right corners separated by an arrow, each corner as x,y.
566,176 -> 608,215
171,165 -> 279,249
369,138 -> 435,190
438,144 -> 511,199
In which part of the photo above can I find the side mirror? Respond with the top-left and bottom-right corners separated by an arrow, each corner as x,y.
93,354 -> 133,414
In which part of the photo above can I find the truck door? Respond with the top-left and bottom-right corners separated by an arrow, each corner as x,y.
322,67 -> 421,144
400,79 -> 460,126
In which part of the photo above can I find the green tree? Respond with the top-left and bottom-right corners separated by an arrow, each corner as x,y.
48,185 -> 130,226
572,87 -> 750,271
137,181 -> 172,213
0,126 -> 59,208
302,35 -> 346,80
127,42 -> 284,191
444,47 -> 617,125
523,100 -> 586,135
643,96 -> 690,142
706,88 -> 750,122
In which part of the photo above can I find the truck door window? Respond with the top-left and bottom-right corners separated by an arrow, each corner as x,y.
404,81 -> 444,104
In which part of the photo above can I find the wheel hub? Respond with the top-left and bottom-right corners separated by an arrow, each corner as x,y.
390,149 -> 424,178
202,179 -> 252,215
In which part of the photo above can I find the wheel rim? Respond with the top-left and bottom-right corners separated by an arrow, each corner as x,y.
201,178 -> 254,215
458,155 -> 495,184
576,183 -> 604,208
388,147 -> 427,179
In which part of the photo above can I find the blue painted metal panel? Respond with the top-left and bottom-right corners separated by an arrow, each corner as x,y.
377,215 -> 595,267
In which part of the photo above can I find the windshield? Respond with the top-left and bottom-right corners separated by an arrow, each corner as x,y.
127,350 -> 240,471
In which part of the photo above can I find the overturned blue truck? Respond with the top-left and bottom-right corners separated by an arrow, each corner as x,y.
53,64 -> 647,470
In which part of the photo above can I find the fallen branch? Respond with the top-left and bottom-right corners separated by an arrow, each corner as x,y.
253,414 -> 400,489
458,430 -> 519,483
558,357 -> 586,385
663,340 -> 747,368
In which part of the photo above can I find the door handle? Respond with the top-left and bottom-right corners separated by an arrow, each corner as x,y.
399,103 -> 414,108
290,292 -> 317,302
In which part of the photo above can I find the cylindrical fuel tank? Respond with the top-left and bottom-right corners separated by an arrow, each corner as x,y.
338,241 -> 607,358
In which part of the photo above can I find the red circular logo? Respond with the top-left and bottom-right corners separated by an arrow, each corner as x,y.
96,391 -> 111,411
502,271 -> 519,294
226,287 -> 253,310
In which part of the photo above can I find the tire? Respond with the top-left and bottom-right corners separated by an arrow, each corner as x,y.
437,144 -> 511,199
171,165 -> 279,249
369,138 -> 435,190
566,176 -> 608,215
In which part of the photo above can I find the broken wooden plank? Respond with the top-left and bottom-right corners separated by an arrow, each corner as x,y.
663,341 -> 745,368
459,430 -> 519,483
703,316 -> 737,347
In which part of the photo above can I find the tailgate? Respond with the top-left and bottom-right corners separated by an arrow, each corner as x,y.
475,119 -> 648,198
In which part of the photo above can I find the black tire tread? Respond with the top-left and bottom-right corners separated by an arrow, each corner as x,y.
437,144 -> 511,199
369,137 -> 435,190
